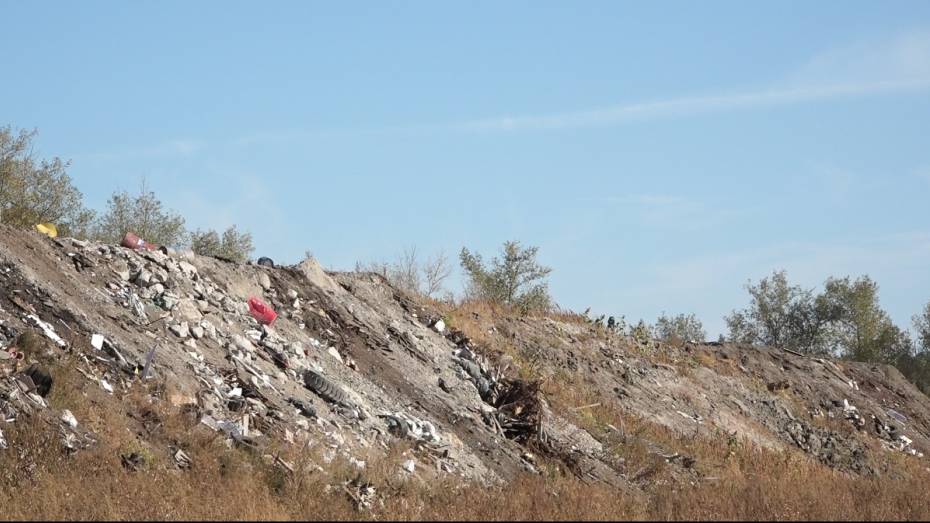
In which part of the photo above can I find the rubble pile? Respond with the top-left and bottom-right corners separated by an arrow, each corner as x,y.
448,302 -> 930,477
1,224 -> 930,501
0,227 -> 605,490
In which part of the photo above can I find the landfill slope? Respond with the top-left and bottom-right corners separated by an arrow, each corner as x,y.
0,226 -> 624,487
0,225 -> 928,492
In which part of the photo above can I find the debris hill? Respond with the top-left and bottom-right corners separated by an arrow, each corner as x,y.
1,225 -> 929,510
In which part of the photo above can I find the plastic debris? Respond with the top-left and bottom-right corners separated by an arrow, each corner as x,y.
0,347 -> 24,362
380,412 -> 441,444
128,292 -> 147,320
140,347 -> 156,379
91,334 -> 105,350
248,297 -> 277,326
25,314 -> 66,347
174,448 -> 192,469
35,223 -> 58,238
887,409 -> 908,424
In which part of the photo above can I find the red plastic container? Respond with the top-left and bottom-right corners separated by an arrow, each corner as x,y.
121,232 -> 157,251
248,297 -> 277,326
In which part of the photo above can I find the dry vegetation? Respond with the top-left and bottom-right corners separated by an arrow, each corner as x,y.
4,364 -> 930,520
2,302 -> 930,521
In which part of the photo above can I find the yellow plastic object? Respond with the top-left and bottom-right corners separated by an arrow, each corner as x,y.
35,223 -> 58,238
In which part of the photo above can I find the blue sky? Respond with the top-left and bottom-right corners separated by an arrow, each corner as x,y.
3,1 -> 930,337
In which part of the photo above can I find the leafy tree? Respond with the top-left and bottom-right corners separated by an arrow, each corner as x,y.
727,271 -> 914,364
654,312 -> 706,344
886,304 -> 930,395
459,240 -> 552,312
914,301 -> 930,353
95,179 -> 186,248
190,225 -> 254,263
0,125 -> 95,236
819,276 -> 913,363
894,351 -> 930,396
725,270 -> 833,354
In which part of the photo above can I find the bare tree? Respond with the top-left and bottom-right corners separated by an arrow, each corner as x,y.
356,246 -> 451,298
423,250 -> 452,298
393,246 -> 422,294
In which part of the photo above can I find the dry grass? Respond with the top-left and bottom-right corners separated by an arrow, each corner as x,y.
3,397 -> 929,522
2,381 -> 930,521
3,305 -> 930,520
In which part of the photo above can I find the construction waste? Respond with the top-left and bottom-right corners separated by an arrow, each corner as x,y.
0,224 -> 928,508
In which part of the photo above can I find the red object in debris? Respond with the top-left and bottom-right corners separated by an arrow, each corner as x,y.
121,232 -> 157,251
248,297 -> 277,326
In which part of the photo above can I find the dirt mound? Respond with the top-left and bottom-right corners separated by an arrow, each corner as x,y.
0,224 -> 928,501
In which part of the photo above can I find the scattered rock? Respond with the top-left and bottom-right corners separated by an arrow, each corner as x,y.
327,346 -> 344,363
231,334 -> 255,353
135,270 -> 153,287
178,261 -> 197,278
112,261 -> 131,281
60,409 -> 78,428
170,322 -> 190,339
174,299 -> 203,323
402,459 -> 416,473
438,377 -> 452,393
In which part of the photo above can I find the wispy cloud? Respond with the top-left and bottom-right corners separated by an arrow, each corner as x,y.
457,31 -> 930,132
456,80 -> 929,132
76,31 -> 930,152
75,139 -> 205,162
227,30 -> 930,145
